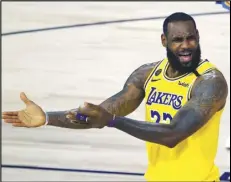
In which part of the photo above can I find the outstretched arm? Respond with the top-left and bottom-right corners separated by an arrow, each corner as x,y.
99,63 -> 157,116
78,69 -> 228,146
110,70 -> 228,147
47,62 -> 157,128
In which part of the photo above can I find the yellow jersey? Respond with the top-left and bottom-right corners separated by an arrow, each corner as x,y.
144,58 -> 224,181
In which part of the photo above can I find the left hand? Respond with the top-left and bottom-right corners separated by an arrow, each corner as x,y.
77,102 -> 114,128
2,92 -> 46,128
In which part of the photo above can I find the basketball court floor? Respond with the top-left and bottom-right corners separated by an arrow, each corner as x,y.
2,2 -> 230,181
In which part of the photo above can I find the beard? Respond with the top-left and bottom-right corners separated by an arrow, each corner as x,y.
166,44 -> 201,74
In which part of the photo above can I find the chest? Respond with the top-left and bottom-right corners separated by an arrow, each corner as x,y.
144,76 -> 196,124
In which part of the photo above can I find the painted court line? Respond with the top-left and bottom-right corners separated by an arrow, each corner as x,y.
2,11 -> 229,36
2,164 -> 143,176
2,164 -> 230,181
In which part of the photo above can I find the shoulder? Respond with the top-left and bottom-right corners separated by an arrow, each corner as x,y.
132,61 -> 160,81
191,69 -> 228,110
124,61 -> 160,89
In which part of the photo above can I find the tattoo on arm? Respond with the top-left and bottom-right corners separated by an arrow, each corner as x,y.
99,86 -> 144,117
170,70 -> 228,140
112,70 -> 228,148
47,111 -> 91,129
100,62 -> 158,116
46,62 -> 158,129
191,71 -> 227,114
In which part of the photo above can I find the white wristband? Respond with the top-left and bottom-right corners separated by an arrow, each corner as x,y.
44,112 -> 49,126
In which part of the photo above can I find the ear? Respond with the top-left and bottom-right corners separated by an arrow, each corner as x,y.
196,29 -> 200,42
161,33 -> 167,47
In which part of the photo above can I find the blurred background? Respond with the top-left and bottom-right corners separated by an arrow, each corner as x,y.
2,2 -> 230,181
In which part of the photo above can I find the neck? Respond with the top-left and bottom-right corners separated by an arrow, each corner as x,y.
166,64 -> 187,78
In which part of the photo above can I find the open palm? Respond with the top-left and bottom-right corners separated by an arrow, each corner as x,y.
2,92 -> 46,127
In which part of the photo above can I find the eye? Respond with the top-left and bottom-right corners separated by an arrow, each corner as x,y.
187,35 -> 196,41
172,37 -> 183,42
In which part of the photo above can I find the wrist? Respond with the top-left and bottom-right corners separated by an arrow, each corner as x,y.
44,112 -> 49,125
107,114 -> 116,127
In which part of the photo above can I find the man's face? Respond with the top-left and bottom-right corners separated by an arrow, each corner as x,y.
162,20 -> 201,73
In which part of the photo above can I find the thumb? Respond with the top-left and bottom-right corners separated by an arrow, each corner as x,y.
20,92 -> 34,105
84,102 -> 98,109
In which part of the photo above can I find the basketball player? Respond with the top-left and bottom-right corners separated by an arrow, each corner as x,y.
2,12 -> 228,181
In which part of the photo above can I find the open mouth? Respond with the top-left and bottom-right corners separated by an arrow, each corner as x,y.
178,52 -> 192,63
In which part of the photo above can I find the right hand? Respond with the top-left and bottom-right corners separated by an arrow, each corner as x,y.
2,92 -> 46,128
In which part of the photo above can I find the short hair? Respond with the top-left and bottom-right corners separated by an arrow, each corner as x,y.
163,12 -> 197,35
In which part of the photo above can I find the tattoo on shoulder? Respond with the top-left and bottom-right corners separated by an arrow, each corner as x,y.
124,62 -> 159,89
191,69 -> 228,118
100,61 -> 159,116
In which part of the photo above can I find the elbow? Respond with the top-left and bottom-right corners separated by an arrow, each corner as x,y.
163,128 -> 186,148
165,141 -> 178,148
163,137 -> 181,148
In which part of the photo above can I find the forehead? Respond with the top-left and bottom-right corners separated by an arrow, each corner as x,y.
167,20 -> 196,38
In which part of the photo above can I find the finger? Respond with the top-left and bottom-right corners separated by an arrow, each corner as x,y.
65,108 -> 79,116
71,119 -> 89,125
65,109 -> 78,118
20,92 -> 34,106
12,122 -> 28,127
67,110 -> 77,116
4,119 -> 21,123
78,103 -> 99,115
66,113 -> 88,124
78,106 -> 97,117
2,115 -> 19,119
66,113 -> 76,120
69,108 -> 78,113
84,102 -> 99,110
2,111 -> 18,116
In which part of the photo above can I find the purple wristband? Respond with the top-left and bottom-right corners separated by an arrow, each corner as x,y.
76,113 -> 88,122
107,115 -> 116,127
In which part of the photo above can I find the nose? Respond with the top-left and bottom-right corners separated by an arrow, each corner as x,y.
181,39 -> 190,49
